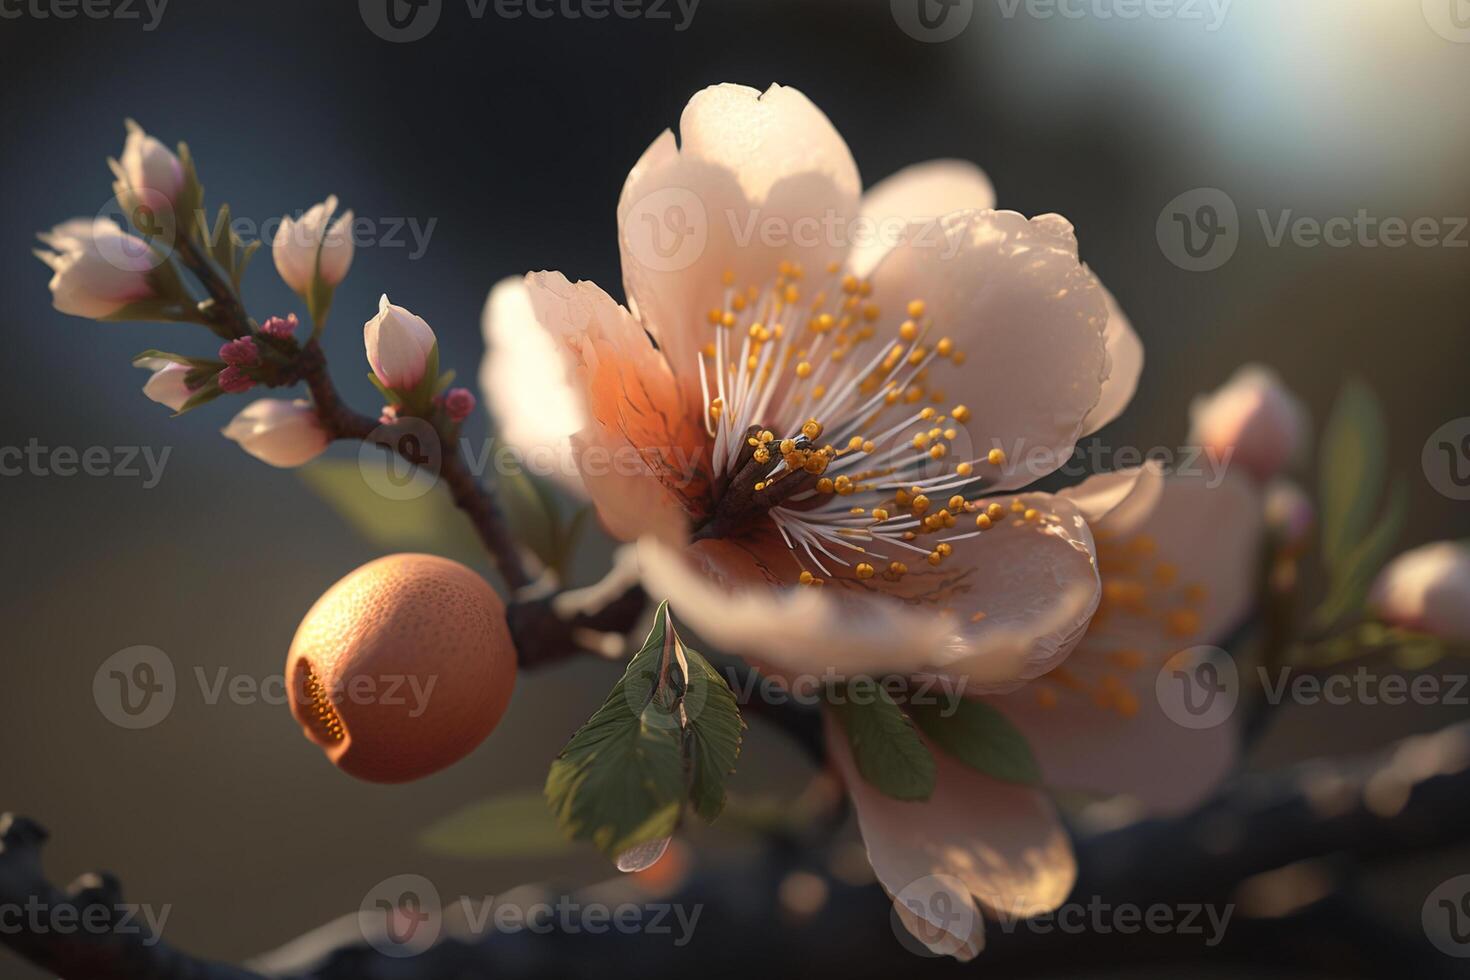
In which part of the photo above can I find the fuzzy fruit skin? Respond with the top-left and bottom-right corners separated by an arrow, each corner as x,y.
286,553 -> 516,783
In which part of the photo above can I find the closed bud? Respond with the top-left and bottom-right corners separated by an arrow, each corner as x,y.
117,120 -> 184,205
364,294 -> 436,390
1369,542 -> 1470,642
134,357 -> 193,411
272,195 -> 354,295
221,398 -> 328,468
34,219 -> 157,319
1189,365 -> 1307,482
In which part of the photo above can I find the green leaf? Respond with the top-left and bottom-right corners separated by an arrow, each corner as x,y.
1319,379 -> 1387,570
132,349 -> 224,370
298,459 -> 484,565
234,239 -> 261,291
419,792 -> 573,859
682,642 -> 743,820
1312,477 -> 1408,631
828,678 -> 936,801
908,699 -> 1039,785
207,203 -> 235,275
545,602 -> 743,859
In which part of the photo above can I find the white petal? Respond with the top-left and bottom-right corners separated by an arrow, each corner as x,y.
849,159 -> 996,278
1080,282 -> 1143,435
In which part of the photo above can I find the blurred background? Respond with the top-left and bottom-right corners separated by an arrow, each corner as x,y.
2,0 -> 1468,975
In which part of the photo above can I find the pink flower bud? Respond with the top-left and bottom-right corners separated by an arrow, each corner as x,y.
217,366 -> 256,394
1369,542 -> 1470,642
218,337 -> 260,367
261,313 -> 299,339
444,387 -> 476,422
272,195 -> 355,295
134,357 -> 194,412
221,399 -> 329,468
34,218 -> 156,319
364,294 -> 437,391
117,121 -> 184,205
1189,365 -> 1307,482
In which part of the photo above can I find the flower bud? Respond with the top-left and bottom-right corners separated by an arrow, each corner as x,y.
1189,365 -> 1307,482
34,218 -> 156,319
117,121 -> 183,205
221,398 -> 328,468
285,553 -> 518,783
218,337 -> 260,367
1368,542 -> 1470,642
444,387 -> 476,422
134,357 -> 193,412
272,195 -> 354,295
260,313 -> 299,339
217,366 -> 256,394
1265,479 -> 1314,552
364,294 -> 437,390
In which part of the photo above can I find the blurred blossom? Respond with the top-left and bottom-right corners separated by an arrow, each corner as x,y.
364,294 -> 436,390
222,398 -> 328,468
443,387 -> 475,423
1189,364 -> 1307,482
272,195 -> 354,295
1369,541 -> 1470,642
117,120 -> 183,204
479,276 -> 586,494
34,218 -> 156,319
1265,479 -> 1314,551
134,357 -> 192,412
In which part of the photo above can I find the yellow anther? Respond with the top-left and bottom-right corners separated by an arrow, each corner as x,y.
936,543 -> 953,557
816,478 -> 835,494
912,432 -> 930,450
722,312 -> 737,329
847,435 -> 864,450
952,351 -> 967,365
907,299 -> 926,319
862,304 -> 880,322
907,348 -> 927,366
888,561 -> 908,578
872,508 -> 890,522
1011,499 -> 1026,513
956,462 -> 973,477
1153,562 -> 1178,586
926,551 -> 943,566
986,502 -> 1004,521
841,274 -> 859,294
795,361 -> 813,379
899,320 -> 919,342
894,489 -> 911,507
929,444 -> 947,460
936,337 -> 954,357
722,269 -> 736,286
802,419 -> 823,440
975,514 -> 993,530
813,313 -> 835,333
1024,508 -> 1040,522
948,495 -> 967,511
951,404 -> 971,423
855,562 -> 875,580
911,494 -> 931,515
1166,609 -> 1201,637
780,439 -> 796,455
861,440 -> 875,453
988,448 -> 1007,466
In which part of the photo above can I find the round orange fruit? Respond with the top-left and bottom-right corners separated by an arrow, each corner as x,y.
286,553 -> 517,783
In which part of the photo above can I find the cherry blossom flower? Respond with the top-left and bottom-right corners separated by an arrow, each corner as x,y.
487,81 -> 1147,954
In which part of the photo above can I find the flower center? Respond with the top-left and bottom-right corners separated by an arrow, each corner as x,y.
692,260 -> 1021,587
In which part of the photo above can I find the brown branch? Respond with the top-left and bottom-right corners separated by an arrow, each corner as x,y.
7,721 -> 1470,979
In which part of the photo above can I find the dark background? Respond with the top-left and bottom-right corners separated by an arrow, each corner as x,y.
2,0 -> 1468,974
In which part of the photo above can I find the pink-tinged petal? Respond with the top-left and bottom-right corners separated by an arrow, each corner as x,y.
637,532 -> 954,679
1369,542 -> 1470,642
893,874 -> 985,961
522,271 -> 711,539
479,276 -> 587,497
827,714 -> 1076,937
994,683 -> 1239,815
1080,283 -> 1143,436
995,472 -> 1262,813
866,210 -> 1110,491
1188,364 -> 1308,483
849,159 -> 997,278
616,84 -> 861,414
639,491 -> 1098,692
1059,461 -> 1166,539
